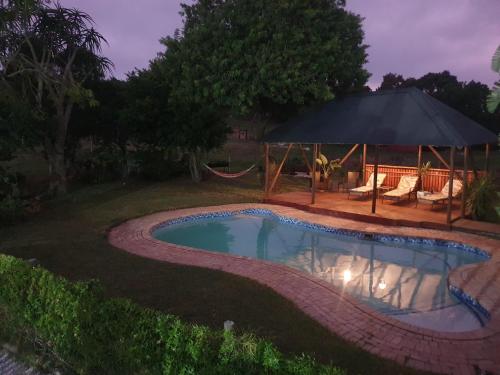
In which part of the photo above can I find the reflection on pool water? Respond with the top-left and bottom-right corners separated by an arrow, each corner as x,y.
153,213 -> 488,332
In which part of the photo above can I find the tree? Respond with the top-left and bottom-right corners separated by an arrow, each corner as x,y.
0,91 -> 38,161
378,71 -> 499,134
378,73 -> 407,90
0,0 -> 111,195
120,62 -> 230,182
162,0 -> 369,121
487,45 -> 500,114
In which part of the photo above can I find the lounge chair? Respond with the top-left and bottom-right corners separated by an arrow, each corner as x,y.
417,179 -> 463,208
382,175 -> 419,203
348,172 -> 386,199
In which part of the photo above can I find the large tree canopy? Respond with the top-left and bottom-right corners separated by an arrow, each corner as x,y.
378,71 -> 499,134
162,0 -> 369,119
118,61 -> 230,182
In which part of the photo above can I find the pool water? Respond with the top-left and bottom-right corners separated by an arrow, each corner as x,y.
153,213 -> 488,332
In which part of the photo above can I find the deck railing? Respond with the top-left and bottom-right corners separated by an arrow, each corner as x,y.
365,164 -> 484,192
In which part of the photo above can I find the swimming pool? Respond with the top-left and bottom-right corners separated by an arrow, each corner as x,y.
153,210 -> 489,332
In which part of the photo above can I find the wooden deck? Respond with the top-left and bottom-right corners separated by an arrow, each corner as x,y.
265,191 -> 500,237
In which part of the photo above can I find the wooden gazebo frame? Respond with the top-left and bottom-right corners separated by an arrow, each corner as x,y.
263,142 -> 492,224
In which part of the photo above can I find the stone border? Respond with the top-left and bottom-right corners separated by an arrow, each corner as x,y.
109,204 -> 500,374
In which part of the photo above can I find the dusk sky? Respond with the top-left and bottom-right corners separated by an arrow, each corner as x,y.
61,0 -> 500,90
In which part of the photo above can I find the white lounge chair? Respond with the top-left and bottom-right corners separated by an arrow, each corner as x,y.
417,179 -> 463,208
382,175 -> 419,203
348,172 -> 386,199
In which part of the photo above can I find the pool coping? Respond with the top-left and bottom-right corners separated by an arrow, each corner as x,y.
108,203 -> 500,374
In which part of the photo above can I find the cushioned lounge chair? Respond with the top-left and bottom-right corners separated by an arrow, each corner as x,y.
382,175 -> 419,203
348,172 -> 386,199
417,179 -> 463,207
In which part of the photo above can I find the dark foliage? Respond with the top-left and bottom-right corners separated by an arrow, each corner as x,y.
378,71 -> 500,133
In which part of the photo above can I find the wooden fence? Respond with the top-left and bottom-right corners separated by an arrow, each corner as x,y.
365,164 -> 485,192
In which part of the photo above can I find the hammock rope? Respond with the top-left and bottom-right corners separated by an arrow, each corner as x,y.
203,163 -> 255,179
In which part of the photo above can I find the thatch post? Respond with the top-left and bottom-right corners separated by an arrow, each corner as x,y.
371,145 -> 379,214
447,146 -> 455,224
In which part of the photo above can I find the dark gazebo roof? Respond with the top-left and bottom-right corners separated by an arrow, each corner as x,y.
264,87 -> 497,146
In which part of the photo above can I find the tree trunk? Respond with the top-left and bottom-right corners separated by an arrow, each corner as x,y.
119,143 -> 129,182
48,150 -> 67,195
188,150 -> 201,183
45,103 -> 72,196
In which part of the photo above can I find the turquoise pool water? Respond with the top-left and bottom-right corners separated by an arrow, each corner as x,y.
153,213 -> 488,332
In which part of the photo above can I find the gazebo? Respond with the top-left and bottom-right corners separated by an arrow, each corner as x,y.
263,87 -> 497,225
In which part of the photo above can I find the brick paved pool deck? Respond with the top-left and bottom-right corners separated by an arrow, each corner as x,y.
108,204 -> 500,375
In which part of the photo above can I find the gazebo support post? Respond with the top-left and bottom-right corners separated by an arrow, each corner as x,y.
311,144 -> 318,204
268,143 -> 293,193
362,144 -> 367,184
371,145 -> 379,214
468,147 -> 479,179
460,146 -> 469,218
417,145 -> 422,169
264,143 -> 270,198
485,143 -> 490,173
417,145 -> 423,190
429,145 -> 450,169
339,144 -> 360,166
447,146 -> 455,224
298,144 -> 312,173
429,145 -> 462,180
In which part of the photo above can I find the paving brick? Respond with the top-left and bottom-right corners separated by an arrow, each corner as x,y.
109,203 -> 500,375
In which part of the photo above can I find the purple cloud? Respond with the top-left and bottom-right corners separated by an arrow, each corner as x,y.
346,0 -> 500,89
61,0 -> 499,90
60,0 -> 188,77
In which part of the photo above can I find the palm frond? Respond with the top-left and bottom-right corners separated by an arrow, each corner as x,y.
487,87 -> 500,113
492,45 -> 500,73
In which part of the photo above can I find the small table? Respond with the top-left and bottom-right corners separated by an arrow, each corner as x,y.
417,191 -> 433,205
417,191 -> 432,198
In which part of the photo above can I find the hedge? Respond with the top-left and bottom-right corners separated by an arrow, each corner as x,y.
0,254 -> 345,375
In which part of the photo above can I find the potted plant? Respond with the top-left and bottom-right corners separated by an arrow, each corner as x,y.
315,154 -> 342,191
417,161 -> 432,192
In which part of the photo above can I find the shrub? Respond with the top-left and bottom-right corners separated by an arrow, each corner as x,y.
0,166 -> 26,225
134,150 -> 186,181
466,176 -> 499,222
76,144 -> 127,183
0,195 -> 25,225
0,255 -> 345,375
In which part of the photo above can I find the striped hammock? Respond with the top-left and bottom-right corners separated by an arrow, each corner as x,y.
203,163 -> 255,178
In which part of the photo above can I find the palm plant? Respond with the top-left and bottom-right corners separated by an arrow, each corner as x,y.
417,161 -> 431,191
466,176 -> 499,222
315,154 -> 342,180
487,45 -> 500,113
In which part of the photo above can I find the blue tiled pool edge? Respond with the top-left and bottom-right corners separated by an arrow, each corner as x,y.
153,207 -> 492,322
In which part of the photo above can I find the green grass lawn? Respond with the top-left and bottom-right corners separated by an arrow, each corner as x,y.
0,174 -> 429,375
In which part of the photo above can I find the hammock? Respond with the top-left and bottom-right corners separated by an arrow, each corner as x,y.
203,163 -> 255,178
